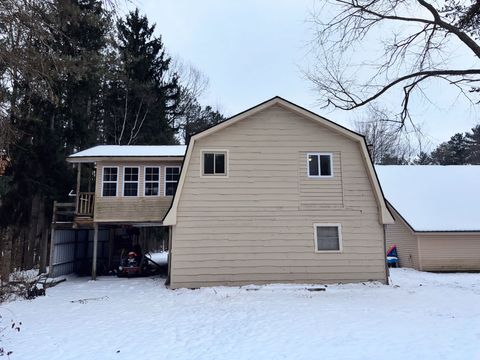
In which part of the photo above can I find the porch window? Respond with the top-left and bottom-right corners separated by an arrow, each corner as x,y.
123,167 -> 139,196
314,224 -> 342,252
144,167 -> 160,196
102,167 -> 118,197
308,153 -> 332,177
202,151 -> 227,176
165,166 -> 180,196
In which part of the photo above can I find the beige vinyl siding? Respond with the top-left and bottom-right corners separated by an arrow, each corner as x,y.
170,104 -> 387,288
418,233 -> 480,271
299,151 -> 343,208
385,206 -> 420,269
94,160 -> 181,223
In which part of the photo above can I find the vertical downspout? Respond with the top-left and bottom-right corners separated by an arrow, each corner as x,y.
383,224 -> 390,285
92,223 -> 98,280
166,225 -> 173,286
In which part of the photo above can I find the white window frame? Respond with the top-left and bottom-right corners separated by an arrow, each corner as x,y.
164,166 -> 181,196
307,153 -> 333,178
101,166 -> 119,197
122,166 -> 140,197
313,223 -> 343,253
143,166 -> 161,197
200,149 -> 229,177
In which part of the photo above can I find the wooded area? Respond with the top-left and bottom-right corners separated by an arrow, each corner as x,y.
0,0 -> 224,282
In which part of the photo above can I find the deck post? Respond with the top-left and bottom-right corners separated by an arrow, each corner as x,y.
76,163 -> 82,214
48,201 -> 57,277
92,222 -> 98,280
48,226 -> 56,277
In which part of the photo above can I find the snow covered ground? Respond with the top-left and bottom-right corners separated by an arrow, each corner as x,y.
2,268 -> 480,360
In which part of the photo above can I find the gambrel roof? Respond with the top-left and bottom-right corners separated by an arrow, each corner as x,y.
163,96 -> 394,225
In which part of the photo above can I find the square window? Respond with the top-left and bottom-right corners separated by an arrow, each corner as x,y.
308,153 -> 332,177
202,151 -> 227,176
315,225 -> 341,252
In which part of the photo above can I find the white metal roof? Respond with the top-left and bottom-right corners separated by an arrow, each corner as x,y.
69,145 -> 187,159
376,165 -> 480,232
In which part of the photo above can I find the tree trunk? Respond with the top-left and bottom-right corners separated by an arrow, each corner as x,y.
25,193 -> 41,270
36,200 -> 47,273
0,228 -> 12,284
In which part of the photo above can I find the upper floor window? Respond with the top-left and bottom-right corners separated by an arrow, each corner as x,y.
102,167 -> 118,197
144,167 -> 160,196
165,166 -> 180,196
314,224 -> 342,252
123,167 -> 139,196
308,153 -> 332,177
202,151 -> 227,176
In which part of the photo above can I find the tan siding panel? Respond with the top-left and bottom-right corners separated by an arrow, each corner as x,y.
171,104 -> 386,288
418,234 -> 480,271
94,160 -> 180,222
385,208 -> 420,269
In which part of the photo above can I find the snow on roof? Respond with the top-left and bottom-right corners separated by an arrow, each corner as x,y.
69,145 -> 187,158
376,165 -> 480,232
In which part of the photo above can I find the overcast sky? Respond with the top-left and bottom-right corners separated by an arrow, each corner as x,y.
127,0 -> 479,149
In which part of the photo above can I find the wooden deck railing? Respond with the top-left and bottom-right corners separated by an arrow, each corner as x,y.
77,192 -> 95,216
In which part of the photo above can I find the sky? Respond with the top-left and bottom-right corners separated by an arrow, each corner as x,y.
125,0 -> 479,149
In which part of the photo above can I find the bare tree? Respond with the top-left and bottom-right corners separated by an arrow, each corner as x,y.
307,0 -> 480,125
353,105 -> 422,164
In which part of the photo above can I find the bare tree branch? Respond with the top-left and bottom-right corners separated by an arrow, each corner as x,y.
307,0 -> 480,124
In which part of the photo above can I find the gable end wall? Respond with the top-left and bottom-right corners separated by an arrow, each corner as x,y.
170,105 -> 387,288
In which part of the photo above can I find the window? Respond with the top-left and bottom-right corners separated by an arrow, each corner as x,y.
165,167 -> 180,196
144,167 -> 160,196
314,224 -> 342,252
102,167 -> 118,197
123,167 -> 139,196
308,153 -> 332,177
202,151 -> 227,176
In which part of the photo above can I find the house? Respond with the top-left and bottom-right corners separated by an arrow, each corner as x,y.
53,97 -> 394,287
163,97 -> 393,288
49,145 -> 185,278
377,165 -> 480,271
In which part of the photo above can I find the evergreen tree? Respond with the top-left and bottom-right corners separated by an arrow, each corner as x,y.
413,151 -> 433,165
55,0 -> 111,153
180,102 -> 224,143
104,9 -> 180,145
465,125 -> 480,164
431,133 -> 469,165
0,0 -> 111,273
379,153 -> 409,165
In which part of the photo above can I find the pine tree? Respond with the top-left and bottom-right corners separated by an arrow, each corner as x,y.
413,151 -> 433,165
181,102 -> 224,143
0,0 -> 111,273
379,153 -> 409,165
465,125 -> 480,164
104,9 -> 180,145
55,0 -> 111,153
431,133 -> 469,165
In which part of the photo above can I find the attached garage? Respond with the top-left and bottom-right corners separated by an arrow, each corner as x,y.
377,165 -> 480,271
